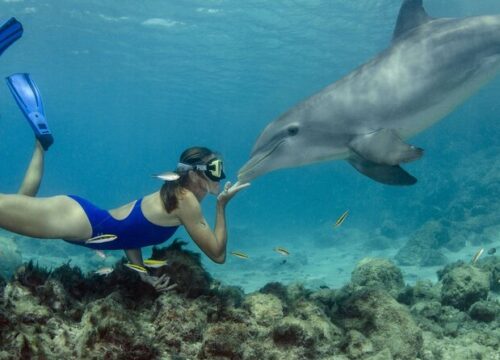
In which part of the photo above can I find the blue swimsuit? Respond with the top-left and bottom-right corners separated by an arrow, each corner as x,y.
65,195 -> 179,250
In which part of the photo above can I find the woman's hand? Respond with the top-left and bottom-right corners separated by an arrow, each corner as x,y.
139,273 -> 177,293
217,181 -> 251,206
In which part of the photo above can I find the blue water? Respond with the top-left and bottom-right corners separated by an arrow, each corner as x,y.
1,0 -> 499,288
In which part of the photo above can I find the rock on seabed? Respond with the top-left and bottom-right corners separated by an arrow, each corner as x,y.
0,243 -> 498,360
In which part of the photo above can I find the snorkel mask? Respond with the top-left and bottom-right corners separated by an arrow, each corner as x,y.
177,158 -> 226,182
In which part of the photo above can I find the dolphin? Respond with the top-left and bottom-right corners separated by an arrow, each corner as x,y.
238,0 -> 500,185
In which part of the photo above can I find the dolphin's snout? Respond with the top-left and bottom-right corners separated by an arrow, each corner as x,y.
237,158 -> 259,183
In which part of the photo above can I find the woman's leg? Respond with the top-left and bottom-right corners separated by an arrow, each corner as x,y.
0,140 -> 92,240
17,140 -> 44,197
0,194 -> 92,240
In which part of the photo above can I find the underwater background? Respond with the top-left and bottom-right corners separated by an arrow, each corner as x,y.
0,0 -> 500,291
1,1 -> 500,359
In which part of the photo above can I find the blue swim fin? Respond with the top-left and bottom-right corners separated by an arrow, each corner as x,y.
6,73 -> 54,150
0,17 -> 23,56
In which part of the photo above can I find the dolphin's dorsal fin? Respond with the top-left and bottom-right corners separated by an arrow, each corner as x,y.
393,0 -> 431,41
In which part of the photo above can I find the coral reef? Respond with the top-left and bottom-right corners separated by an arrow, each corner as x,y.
338,288 -> 423,359
0,247 -> 498,359
395,148 -> 500,267
150,238 -> 213,299
395,221 -> 450,266
350,257 -> 404,298
439,263 -> 490,311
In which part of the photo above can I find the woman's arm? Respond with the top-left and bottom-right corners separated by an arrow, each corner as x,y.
124,248 -> 143,265
177,193 -> 227,263
177,182 -> 250,264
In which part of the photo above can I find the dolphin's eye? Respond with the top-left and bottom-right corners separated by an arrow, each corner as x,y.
287,126 -> 299,136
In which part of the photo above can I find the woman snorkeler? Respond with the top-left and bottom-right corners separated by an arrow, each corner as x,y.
1,74 -> 250,292
0,140 -> 249,291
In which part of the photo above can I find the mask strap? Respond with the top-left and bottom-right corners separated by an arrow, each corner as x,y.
177,162 -> 209,172
176,163 -> 192,172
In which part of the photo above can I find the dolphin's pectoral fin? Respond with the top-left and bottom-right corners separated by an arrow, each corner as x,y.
347,154 -> 417,186
393,0 -> 432,41
348,129 -> 423,166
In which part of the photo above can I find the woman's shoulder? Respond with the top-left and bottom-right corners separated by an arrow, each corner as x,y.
176,188 -> 198,205
173,188 -> 200,215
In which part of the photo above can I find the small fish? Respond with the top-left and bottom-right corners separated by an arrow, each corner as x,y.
94,250 -> 106,259
334,210 -> 349,228
85,234 -> 118,244
124,263 -> 148,274
94,267 -> 113,276
471,248 -> 484,265
210,280 -> 222,290
153,172 -> 180,181
230,251 -> 249,259
274,247 -> 290,256
143,259 -> 168,268
487,248 -> 496,255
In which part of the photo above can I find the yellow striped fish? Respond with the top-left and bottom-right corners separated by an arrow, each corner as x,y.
471,248 -> 484,265
94,267 -> 114,276
85,234 -> 118,244
144,259 -> 168,268
124,263 -> 148,274
230,251 -> 249,259
274,247 -> 290,256
334,210 -> 349,228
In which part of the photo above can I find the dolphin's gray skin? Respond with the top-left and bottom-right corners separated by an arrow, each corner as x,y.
238,0 -> 500,185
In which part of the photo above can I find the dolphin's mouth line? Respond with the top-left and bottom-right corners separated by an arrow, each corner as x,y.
240,140 -> 285,175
